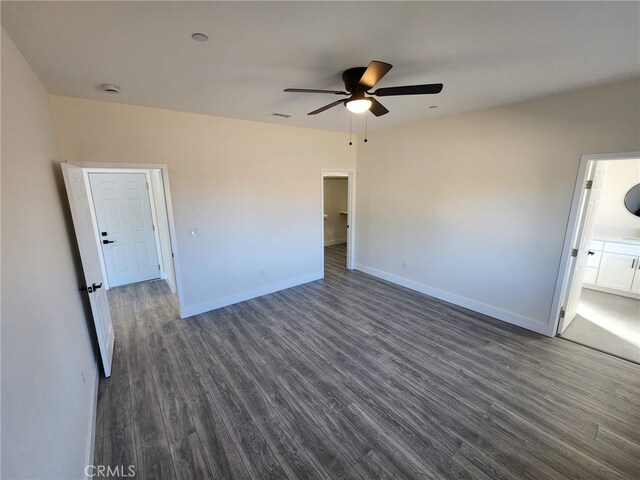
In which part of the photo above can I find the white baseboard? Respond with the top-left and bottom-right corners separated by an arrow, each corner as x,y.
182,271 -> 324,318
355,263 -> 548,336
583,283 -> 640,300
324,238 -> 347,247
84,364 -> 100,479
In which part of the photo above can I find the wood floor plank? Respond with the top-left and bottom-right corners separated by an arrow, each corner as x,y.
188,328 -> 290,480
222,313 -> 367,480
596,425 -> 640,467
170,432 -> 215,480
198,317 -> 330,480
100,340 -> 137,474
163,321 -> 251,479
94,244 -> 640,479
228,305 -> 431,479
145,325 -> 197,445
126,305 -> 176,480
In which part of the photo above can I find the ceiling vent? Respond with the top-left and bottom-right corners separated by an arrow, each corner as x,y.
100,83 -> 121,94
191,33 -> 209,42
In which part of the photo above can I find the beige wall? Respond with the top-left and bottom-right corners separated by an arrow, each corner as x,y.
595,158 -> 640,238
356,79 -> 640,334
1,30 -> 98,479
323,177 -> 348,245
50,96 -> 356,316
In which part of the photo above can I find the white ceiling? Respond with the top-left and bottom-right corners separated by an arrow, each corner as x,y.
2,1 -> 639,133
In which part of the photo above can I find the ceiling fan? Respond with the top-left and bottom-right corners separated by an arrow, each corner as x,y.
284,60 -> 443,117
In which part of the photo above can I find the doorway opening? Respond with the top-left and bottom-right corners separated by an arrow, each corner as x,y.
85,168 -> 176,293
551,152 -> 640,363
62,161 -> 183,377
321,169 -> 356,275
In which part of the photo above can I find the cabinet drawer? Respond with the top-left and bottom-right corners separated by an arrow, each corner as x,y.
583,267 -> 598,285
603,242 -> 640,256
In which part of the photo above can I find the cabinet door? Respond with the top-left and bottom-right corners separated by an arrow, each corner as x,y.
583,267 -> 598,285
596,252 -> 637,291
632,265 -> 640,295
586,250 -> 601,268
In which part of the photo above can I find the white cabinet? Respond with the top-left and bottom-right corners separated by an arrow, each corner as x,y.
583,240 -> 604,286
586,250 -> 602,268
583,267 -> 599,285
632,264 -> 640,295
584,239 -> 640,298
596,252 -> 637,291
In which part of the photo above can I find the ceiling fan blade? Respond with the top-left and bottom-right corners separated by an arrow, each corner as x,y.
369,98 -> 389,117
373,83 -> 443,97
284,88 -> 348,95
308,99 -> 345,115
358,61 -> 393,90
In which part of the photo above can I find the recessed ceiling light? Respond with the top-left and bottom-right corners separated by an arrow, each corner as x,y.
429,105 -> 438,109
100,84 -> 121,94
191,33 -> 209,42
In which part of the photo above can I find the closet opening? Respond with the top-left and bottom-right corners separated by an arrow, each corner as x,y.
321,170 -> 356,275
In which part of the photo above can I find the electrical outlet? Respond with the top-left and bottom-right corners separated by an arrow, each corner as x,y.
189,227 -> 200,237
402,260 -> 409,270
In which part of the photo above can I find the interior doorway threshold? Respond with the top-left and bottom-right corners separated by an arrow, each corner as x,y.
557,335 -> 639,365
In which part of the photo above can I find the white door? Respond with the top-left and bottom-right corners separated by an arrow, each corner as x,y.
559,162 -> 608,334
61,164 -> 115,377
596,253 -> 637,291
89,173 -> 160,287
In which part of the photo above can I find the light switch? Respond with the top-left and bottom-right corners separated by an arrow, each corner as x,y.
189,227 -> 200,237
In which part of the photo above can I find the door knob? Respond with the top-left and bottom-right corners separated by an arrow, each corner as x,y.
587,250 -> 595,255
92,282 -> 103,291
102,240 -> 115,244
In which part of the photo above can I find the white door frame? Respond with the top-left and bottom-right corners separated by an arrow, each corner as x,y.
85,169 -> 163,290
548,151 -> 640,336
67,161 -> 186,318
321,169 -> 356,271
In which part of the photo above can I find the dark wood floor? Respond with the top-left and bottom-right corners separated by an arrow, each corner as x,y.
95,243 -> 640,479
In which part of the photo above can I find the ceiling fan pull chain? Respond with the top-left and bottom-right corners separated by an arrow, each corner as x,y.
349,114 -> 353,146
364,113 -> 368,143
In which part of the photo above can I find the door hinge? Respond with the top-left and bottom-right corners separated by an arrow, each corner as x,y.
559,308 -> 565,319
585,180 -> 593,190
571,248 -> 578,257
146,182 -> 149,190
152,224 -> 155,231
158,264 -> 161,270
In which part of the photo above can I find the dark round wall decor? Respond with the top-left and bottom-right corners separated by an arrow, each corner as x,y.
624,183 -> 640,217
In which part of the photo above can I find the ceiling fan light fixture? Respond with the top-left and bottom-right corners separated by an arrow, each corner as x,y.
346,98 -> 372,114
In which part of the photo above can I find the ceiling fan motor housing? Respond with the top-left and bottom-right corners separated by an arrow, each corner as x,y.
342,67 -> 368,93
